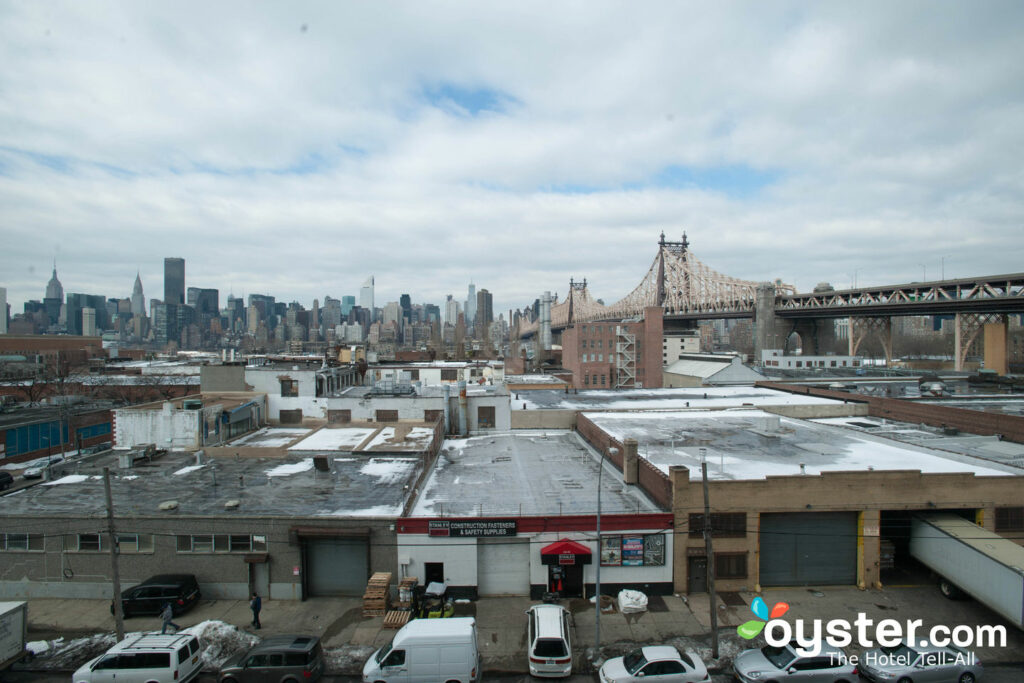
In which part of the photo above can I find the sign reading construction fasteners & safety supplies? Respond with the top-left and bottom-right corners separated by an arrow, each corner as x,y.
428,520 -> 517,537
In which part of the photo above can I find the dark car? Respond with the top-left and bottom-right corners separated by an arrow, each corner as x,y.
0,471 -> 13,490
112,574 -> 202,618
218,635 -> 325,683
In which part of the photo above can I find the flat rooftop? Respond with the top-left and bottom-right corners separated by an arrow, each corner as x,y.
408,431 -> 662,517
583,409 -> 1020,481
814,416 -> 1024,469
0,448 -> 421,517
226,425 -> 438,454
330,385 -> 508,398
514,386 -> 841,411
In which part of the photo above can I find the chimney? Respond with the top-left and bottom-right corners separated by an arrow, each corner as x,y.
623,438 -> 639,484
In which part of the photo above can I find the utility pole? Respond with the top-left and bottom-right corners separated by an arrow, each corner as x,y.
104,467 -> 125,641
595,447 -> 613,657
701,461 -> 719,659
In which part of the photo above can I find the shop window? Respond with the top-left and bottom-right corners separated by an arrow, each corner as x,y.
688,513 -> 746,538
995,507 -> 1024,531
715,553 -> 748,579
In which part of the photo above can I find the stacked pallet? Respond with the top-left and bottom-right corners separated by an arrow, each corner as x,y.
362,572 -> 392,616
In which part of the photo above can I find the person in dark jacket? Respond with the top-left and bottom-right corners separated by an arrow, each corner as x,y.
250,592 -> 262,629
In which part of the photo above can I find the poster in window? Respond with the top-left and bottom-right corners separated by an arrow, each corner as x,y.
643,534 -> 666,566
621,536 -> 644,566
600,536 -> 621,566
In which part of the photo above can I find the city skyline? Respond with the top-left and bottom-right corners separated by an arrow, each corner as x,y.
2,4 -> 1023,313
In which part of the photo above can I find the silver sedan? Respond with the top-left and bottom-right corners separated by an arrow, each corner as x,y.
857,641 -> 982,683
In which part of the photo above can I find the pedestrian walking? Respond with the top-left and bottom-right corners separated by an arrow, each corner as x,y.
250,592 -> 262,629
160,603 -> 180,634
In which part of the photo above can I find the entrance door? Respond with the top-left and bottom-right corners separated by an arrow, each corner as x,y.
425,562 -> 445,586
250,562 -> 270,598
547,564 -> 584,598
688,556 -> 708,593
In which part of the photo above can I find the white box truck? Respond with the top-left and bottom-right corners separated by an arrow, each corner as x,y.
910,513 -> 1024,629
0,601 -> 29,671
362,617 -> 481,683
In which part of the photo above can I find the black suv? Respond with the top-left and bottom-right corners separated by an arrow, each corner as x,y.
0,471 -> 13,491
112,574 -> 202,617
219,635 -> 325,683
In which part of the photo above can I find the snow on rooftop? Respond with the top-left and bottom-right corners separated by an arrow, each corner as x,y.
514,386 -> 840,411
584,410 -> 1017,481
232,427 -> 311,447
506,374 -> 565,384
288,428 -> 376,451
173,464 -> 206,476
43,474 -> 96,485
362,426 -> 434,451
360,457 -> 418,484
265,458 -> 314,477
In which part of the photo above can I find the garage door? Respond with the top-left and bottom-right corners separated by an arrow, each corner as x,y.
760,512 -> 857,586
306,537 -> 368,596
477,538 -> 530,596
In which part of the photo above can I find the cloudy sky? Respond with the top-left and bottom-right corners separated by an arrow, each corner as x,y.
2,1 -> 1022,318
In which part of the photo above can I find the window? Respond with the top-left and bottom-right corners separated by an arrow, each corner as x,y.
441,369 -> 458,381
996,507 -> 1024,531
424,409 -> 443,423
409,369 -> 419,380
715,552 -> 748,579
688,512 -> 746,538
279,379 -> 298,397
1,533 -> 43,551
77,533 -> 102,551
584,375 -> 590,385
328,409 -> 351,423
375,409 -> 398,422
382,650 -> 406,667
477,406 -> 495,429
600,375 -> 606,386
177,534 -> 267,553
116,533 -> 154,553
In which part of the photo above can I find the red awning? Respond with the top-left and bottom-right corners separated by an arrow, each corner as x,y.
540,538 -> 592,556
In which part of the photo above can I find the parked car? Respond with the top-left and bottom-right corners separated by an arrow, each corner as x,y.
111,574 -> 202,618
73,633 -> 202,683
0,471 -> 13,490
733,640 -> 857,682
858,640 -> 982,683
599,646 -> 710,683
526,603 -> 573,677
219,634 -> 325,683
22,456 -> 64,479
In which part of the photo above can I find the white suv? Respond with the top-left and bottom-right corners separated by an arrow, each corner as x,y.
526,604 -> 573,678
73,633 -> 203,683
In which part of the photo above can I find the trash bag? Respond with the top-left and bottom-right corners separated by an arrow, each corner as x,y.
617,589 -> 648,614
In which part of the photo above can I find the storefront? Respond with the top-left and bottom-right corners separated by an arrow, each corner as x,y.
397,514 -> 674,600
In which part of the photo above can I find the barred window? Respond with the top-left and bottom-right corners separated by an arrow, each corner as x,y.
688,513 -> 746,538
715,553 -> 748,579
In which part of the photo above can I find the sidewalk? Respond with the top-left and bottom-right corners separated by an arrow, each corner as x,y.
19,585 -> 1024,674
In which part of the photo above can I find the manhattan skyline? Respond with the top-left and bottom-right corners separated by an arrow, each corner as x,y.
2,3 -> 1023,313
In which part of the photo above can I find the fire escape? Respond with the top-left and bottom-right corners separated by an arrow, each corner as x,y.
616,325 -> 636,388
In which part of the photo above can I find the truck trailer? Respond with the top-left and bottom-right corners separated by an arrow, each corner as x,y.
910,513 -> 1024,630
0,601 -> 29,671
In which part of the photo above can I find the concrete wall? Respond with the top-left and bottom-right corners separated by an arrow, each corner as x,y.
0,514 -> 396,601
114,401 -> 221,450
200,365 -> 249,392
510,410 -> 577,430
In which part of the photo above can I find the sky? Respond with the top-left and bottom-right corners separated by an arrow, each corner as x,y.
2,1 -> 1023,318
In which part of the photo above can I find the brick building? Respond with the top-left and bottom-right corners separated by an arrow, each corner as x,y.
561,306 -> 664,389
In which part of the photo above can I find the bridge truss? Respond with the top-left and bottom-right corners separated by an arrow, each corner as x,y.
519,233 -> 795,336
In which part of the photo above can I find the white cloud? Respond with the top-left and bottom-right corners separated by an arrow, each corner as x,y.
1,1 -> 1022,315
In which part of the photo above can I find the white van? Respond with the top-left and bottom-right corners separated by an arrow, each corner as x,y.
73,633 -> 202,683
526,604 -> 572,678
362,617 -> 481,683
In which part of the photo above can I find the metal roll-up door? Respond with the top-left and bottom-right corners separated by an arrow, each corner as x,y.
477,538 -> 530,595
306,537 -> 369,596
760,512 -> 857,586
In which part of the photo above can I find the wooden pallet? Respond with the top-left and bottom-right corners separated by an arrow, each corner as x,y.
363,572 -> 393,615
383,610 -> 412,628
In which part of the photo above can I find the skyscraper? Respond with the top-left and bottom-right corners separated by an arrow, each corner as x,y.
341,295 -> 355,317
0,287 -> 7,334
44,263 -> 63,326
130,272 -> 146,316
400,294 -> 412,322
164,257 -> 185,305
465,282 -> 476,326
360,276 -> 374,316
475,288 -> 493,338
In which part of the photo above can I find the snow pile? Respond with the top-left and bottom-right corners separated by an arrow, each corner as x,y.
182,620 -> 259,668
173,464 -> 206,476
26,633 -> 118,669
43,474 -> 95,486
324,644 -> 376,674
265,458 -> 314,477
